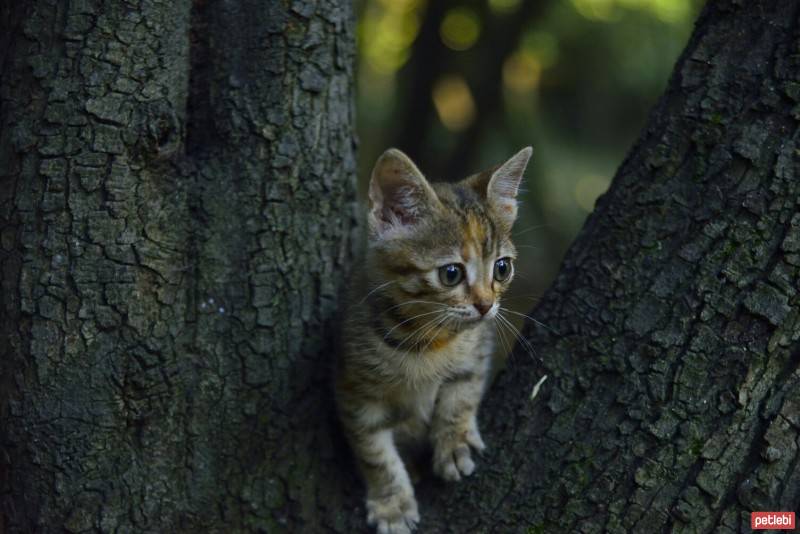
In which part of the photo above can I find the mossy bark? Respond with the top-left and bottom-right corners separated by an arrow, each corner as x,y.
0,0 -> 357,531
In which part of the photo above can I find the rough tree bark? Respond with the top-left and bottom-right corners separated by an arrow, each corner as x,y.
2,0 -> 799,533
0,0 -> 357,531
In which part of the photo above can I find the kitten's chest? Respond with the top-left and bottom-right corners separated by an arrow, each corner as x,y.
389,323 -> 491,385
400,382 -> 439,422
392,326 -> 492,429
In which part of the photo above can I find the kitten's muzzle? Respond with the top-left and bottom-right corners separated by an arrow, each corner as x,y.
474,301 -> 492,316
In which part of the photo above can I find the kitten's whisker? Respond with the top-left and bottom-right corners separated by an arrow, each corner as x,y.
392,314 -> 449,360
505,320 -> 538,362
496,312 -> 534,349
417,315 -> 450,355
511,271 -> 533,282
391,311 -> 445,352
494,315 -> 526,361
383,309 -> 444,341
357,280 -> 396,304
496,313 -> 538,362
493,319 -> 511,357
513,224 -> 549,237
413,313 -> 450,348
500,324 -> 536,364
499,307 -> 554,333
381,300 -> 448,315
500,294 -> 542,302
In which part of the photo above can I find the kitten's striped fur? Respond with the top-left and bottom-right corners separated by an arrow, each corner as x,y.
336,147 -> 532,533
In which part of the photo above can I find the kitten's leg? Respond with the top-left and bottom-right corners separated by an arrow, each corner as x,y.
394,418 -> 429,485
340,403 -> 419,533
430,356 -> 490,481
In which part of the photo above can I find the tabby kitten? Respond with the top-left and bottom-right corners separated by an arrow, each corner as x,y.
336,147 -> 532,533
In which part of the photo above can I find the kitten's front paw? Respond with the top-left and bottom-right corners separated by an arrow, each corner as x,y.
366,487 -> 419,533
432,427 -> 486,482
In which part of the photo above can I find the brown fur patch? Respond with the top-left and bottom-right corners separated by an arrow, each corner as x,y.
461,213 -> 487,262
471,286 -> 493,305
425,333 -> 455,352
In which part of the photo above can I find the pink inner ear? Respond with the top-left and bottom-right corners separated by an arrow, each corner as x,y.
488,147 -> 531,201
491,176 -> 520,199
379,204 -> 412,227
381,183 -> 425,226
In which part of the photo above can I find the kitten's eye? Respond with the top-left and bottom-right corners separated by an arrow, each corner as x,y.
494,258 -> 513,282
438,264 -> 464,287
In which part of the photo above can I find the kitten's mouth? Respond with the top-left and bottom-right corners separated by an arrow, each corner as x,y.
448,306 -> 496,329
457,314 -> 485,327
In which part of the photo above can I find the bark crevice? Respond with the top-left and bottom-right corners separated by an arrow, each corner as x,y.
185,0 -> 214,154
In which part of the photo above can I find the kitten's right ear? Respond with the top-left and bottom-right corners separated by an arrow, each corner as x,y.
368,149 -> 439,237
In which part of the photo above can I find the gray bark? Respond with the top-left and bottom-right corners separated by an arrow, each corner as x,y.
0,0 -> 357,531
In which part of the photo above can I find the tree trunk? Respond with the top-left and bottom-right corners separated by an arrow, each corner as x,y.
2,0 -> 799,533
0,0 -> 357,531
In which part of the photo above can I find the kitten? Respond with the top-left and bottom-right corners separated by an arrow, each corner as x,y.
336,147 -> 532,533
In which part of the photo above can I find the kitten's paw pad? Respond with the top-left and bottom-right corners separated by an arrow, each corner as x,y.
366,490 -> 419,533
433,442 -> 475,482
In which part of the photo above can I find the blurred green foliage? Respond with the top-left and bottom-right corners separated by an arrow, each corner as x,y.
355,0 -> 703,305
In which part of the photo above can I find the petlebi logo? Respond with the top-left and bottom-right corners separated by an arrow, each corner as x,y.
751,511 -> 795,530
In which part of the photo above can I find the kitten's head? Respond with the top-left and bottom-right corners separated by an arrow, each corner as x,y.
366,147 -> 531,334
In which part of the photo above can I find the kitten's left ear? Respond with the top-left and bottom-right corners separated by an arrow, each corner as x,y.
487,146 -> 532,228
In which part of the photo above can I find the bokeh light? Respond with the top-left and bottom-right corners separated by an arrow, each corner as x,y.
520,30 -> 559,69
488,0 -> 522,15
440,7 -> 481,51
432,75 -> 476,131
572,0 -> 693,23
359,0 -> 423,74
503,51 -> 541,94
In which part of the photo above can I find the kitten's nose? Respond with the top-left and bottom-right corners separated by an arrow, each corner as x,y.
474,301 -> 492,316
